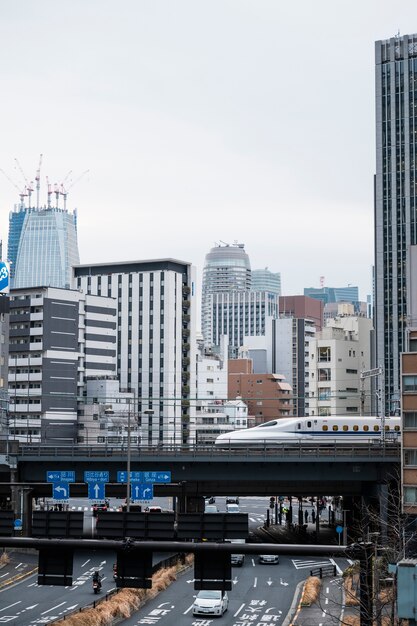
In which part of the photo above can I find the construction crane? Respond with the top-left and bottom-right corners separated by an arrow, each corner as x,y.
35,154 -> 43,209
59,170 -> 89,211
45,176 -> 52,209
0,168 -> 28,208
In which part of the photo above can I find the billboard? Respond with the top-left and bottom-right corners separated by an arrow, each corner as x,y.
0,262 -> 10,294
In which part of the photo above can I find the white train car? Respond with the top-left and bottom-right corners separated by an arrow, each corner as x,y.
214,416 -> 401,447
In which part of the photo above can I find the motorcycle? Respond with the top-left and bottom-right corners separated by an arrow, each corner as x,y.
92,579 -> 101,594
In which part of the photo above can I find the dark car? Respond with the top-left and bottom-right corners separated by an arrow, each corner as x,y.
226,496 -> 239,504
92,501 -> 109,517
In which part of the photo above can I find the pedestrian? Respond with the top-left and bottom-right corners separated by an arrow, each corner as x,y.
304,509 -> 309,523
312,509 -> 316,523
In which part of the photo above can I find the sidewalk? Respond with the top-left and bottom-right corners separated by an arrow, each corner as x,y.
254,520 -> 338,545
289,572 -> 345,626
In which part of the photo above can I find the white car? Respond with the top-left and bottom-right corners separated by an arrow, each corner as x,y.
226,503 -> 240,513
193,590 -> 229,616
204,504 -> 218,513
259,554 -> 279,564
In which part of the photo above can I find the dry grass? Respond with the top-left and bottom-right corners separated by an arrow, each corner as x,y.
0,552 -> 10,568
344,575 -> 360,606
300,576 -> 321,606
343,618 -> 405,626
52,554 -> 193,626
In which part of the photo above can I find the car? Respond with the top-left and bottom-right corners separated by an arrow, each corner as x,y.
205,496 -> 216,504
226,503 -> 240,513
259,554 -> 279,564
92,502 -> 108,517
204,504 -> 218,513
229,539 -> 245,567
226,496 -> 239,504
193,590 -> 229,616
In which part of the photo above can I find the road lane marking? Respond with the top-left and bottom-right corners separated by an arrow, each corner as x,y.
234,603 -> 245,617
254,577 -> 257,588
0,573 -> 8,578
0,601 -> 21,612
81,559 -> 90,567
41,602 -> 66,615
252,559 -> 255,567
329,557 -> 343,575
326,587 -> 329,593
15,563 -> 23,569
325,597 -> 329,605
183,603 -> 194,615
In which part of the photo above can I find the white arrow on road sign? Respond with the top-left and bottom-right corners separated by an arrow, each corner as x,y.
143,487 -> 152,498
55,486 -> 67,497
94,484 -> 100,498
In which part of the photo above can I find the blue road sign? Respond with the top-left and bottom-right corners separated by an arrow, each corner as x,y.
0,262 -> 10,294
84,471 -> 109,483
88,482 -> 106,501
14,519 -> 22,530
46,471 -> 75,483
117,471 -> 144,483
143,471 -> 171,483
131,483 -> 153,501
335,525 -> 343,534
52,482 -> 70,500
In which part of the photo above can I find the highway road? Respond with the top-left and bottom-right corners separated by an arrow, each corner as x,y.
0,496 -> 341,624
117,551 -> 351,626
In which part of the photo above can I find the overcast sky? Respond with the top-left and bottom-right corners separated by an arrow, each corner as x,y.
1,1 -> 417,302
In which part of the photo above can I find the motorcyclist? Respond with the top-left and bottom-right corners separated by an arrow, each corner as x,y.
92,570 -> 102,589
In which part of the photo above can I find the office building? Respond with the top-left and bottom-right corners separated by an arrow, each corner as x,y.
375,33 -> 417,411
0,296 -> 9,438
74,259 -> 197,445
304,285 -> 359,305
307,316 -> 373,417
205,290 -> 279,358
8,286 -> 116,443
228,358 -> 292,423
9,206 -> 79,289
251,268 -> 281,296
202,243 -> 251,345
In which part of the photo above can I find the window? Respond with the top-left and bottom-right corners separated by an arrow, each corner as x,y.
394,425 -> 400,432
404,449 -> 417,466
322,425 -> 328,431
404,486 -> 417,504
404,375 -> 417,392
318,347 -> 331,362
373,425 -> 380,432
353,425 -> 359,431
332,425 -> 338,431
404,412 -> 417,428
363,425 -> 369,431
318,369 -> 331,382
343,425 -> 348,431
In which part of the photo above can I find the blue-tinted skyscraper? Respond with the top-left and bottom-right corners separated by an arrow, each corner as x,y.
8,207 -> 79,289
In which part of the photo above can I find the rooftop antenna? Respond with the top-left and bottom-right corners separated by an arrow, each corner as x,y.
320,276 -> 325,288
35,154 -> 43,209
54,182 -> 60,208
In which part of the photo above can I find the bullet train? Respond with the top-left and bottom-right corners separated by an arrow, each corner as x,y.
214,416 -> 401,447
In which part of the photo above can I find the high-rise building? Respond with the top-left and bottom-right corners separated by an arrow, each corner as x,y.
251,268 -> 281,296
73,259 -> 197,445
10,206 -> 79,290
202,243 -> 251,344
375,34 -> 417,411
304,286 -> 359,305
8,286 -> 116,443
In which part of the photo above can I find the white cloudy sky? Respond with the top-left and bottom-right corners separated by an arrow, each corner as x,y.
1,1 -> 416,301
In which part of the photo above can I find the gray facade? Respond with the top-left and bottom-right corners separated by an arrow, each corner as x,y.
8,286 -> 116,443
375,34 -> 417,412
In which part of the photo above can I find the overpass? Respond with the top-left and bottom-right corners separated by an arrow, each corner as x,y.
2,442 -> 400,499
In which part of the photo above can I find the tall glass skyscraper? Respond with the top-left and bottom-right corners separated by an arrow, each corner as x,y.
201,243 -> 251,344
252,268 -> 281,296
8,207 -> 79,289
375,34 -> 417,411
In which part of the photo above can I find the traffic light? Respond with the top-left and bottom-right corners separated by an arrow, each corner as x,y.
269,497 -> 275,509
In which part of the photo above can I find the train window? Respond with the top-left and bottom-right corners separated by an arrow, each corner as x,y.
385,425 -> 390,431
353,425 -> 358,431
258,420 -> 278,428
332,425 -> 338,431
307,421 -> 312,428
322,425 -> 328,431
373,425 -> 380,431
394,425 -> 400,431
363,425 -> 369,431
342,425 -> 348,431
